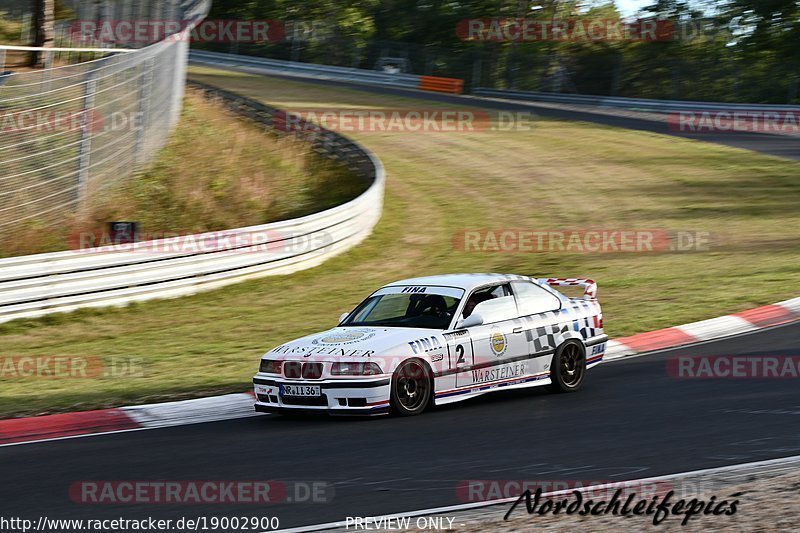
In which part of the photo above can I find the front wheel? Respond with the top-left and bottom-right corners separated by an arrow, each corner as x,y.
390,359 -> 432,416
549,340 -> 586,393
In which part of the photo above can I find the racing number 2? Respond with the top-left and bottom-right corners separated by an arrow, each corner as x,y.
446,334 -> 473,370
455,345 -> 465,365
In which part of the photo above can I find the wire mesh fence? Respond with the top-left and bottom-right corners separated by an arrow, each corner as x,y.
0,0 -> 209,239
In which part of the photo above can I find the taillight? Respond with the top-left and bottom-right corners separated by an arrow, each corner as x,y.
259,359 -> 282,374
331,362 -> 382,376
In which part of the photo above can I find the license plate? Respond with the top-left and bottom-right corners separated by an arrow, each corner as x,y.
280,384 -> 321,397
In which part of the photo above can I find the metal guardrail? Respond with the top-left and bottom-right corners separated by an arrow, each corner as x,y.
472,88 -> 800,114
189,49 -> 422,90
191,50 -> 794,113
0,86 -> 385,324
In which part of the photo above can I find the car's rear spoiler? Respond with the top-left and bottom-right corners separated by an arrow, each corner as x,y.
539,278 -> 597,300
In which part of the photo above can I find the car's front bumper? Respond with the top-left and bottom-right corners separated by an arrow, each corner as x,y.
253,374 -> 392,416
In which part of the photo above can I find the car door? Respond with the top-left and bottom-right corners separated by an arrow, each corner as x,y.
454,284 -> 528,389
443,284 -> 508,383
510,280 -> 564,375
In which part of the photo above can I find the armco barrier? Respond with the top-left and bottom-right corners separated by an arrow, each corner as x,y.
0,84 -> 384,324
473,87 -> 800,114
191,50 -> 466,95
191,50 -> 794,114
190,50 -> 422,90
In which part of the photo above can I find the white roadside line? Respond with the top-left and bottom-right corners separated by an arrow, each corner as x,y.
607,321 -> 798,362
0,426 -> 155,449
605,296 -> 799,360
0,394 -> 268,449
0,414 -> 270,449
0,44 -> 139,52
269,454 -> 800,533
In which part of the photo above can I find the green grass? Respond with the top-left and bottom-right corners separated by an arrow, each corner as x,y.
0,66 -> 798,418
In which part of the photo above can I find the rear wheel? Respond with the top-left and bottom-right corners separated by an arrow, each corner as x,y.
549,340 -> 586,393
390,359 -> 432,416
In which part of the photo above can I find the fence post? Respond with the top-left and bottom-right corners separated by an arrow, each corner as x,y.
21,13 -> 31,43
135,57 -> 155,163
77,67 -> 98,207
168,40 -> 188,130
41,50 -> 53,91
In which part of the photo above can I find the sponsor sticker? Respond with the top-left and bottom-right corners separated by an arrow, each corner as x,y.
490,330 -> 508,356
313,329 -> 376,345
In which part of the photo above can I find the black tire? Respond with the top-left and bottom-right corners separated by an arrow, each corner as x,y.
549,340 -> 586,393
390,359 -> 432,416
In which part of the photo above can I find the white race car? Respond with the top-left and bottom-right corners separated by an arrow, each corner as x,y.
253,273 -> 607,416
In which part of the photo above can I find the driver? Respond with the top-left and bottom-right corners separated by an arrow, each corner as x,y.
462,292 -> 493,318
417,294 -> 448,318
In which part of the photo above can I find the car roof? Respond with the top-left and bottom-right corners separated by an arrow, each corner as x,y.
383,273 -> 533,293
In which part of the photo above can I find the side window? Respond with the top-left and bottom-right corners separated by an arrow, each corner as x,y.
471,296 -> 518,324
512,281 -> 561,316
462,283 -> 512,319
487,284 -> 510,298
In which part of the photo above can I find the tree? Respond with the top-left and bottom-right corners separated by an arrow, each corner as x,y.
31,0 -> 54,68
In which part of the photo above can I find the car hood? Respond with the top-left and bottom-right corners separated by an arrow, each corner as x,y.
265,326 -> 443,360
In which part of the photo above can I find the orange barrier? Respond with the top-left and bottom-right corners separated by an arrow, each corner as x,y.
418,75 -> 464,94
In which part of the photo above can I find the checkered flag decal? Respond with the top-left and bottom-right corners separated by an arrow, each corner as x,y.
578,316 -> 597,339
532,323 -> 564,352
518,277 -> 604,352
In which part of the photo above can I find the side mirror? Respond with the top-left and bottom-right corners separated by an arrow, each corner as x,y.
456,314 -> 483,329
338,312 -> 349,324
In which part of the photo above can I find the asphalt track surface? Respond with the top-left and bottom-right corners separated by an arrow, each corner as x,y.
188,61 -> 800,160
2,322 -> 799,529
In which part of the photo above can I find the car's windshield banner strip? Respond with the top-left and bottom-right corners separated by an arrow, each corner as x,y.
372,285 -> 465,299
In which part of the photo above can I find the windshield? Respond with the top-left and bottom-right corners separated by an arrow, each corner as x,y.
342,286 -> 464,330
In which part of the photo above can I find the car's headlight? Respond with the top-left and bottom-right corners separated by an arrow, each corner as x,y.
259,359 -> 282,374
331,362 -> 382,376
